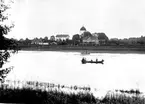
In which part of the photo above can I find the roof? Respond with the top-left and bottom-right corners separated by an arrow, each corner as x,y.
80,26 -> 86,31
97,33 -> 109,40
82,31 -> 92,37
83,35 -> 98,40
56,34 -> 69,37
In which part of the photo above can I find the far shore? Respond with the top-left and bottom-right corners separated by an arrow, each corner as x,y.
19,46 -> 145,54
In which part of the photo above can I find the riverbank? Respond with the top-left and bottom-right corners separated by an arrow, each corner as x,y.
20,45 -> 145,54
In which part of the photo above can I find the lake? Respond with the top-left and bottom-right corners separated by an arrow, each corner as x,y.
4,51 -> 145,97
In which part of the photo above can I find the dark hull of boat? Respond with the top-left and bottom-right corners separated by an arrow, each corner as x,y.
82,60 -> 104,64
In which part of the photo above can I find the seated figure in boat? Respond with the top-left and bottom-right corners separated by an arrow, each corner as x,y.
96,58 -> 98,62
90,60 -> 93,63
82,57 -> 86,63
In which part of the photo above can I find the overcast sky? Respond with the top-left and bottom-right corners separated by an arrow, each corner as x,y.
7,0 -> 145,39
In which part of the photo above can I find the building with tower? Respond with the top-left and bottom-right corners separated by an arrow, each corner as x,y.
79,26 -> 99,45
80,26 -> 87,35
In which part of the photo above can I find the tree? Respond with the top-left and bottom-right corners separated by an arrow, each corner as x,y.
43,36 -> 48,43
82,31 -> 92,38
97,33 -> 108,40
50,35 -> 55,42
0,0 -> 17,83
97,33 -> 109,45
24,38 -> 31,45
72,34 -> 81,45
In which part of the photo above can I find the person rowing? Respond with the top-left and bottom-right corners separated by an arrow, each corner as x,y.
96,58 -> 98,62
82,57 -> 86,63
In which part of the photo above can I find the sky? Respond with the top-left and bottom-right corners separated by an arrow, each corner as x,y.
6,0 -> 145,39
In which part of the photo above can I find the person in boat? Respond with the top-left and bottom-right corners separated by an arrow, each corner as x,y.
91,59 -> 93,63
96,58 -> 98,62
82,57 -> 86,63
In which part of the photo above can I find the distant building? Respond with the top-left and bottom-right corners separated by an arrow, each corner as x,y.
92,33 -> 99,44
80,26 -> 87,35
83,35 -> 99,44
56,34 -> 70,41
79,26 -> 99,45
31,38 -> 41,44
82,32 -> 99,45
31,38 -> 49,45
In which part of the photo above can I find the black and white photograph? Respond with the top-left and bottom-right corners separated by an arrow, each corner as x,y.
0,0 -> 145,103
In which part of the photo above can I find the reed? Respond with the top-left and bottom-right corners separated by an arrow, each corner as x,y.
0,80 -> 145,104
101,92 -> 145,104
0,87 -> 97,104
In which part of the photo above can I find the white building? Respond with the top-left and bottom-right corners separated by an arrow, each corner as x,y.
56,34 -> 70,41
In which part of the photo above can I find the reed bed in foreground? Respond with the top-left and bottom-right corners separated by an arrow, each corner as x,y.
101,93 -> 145,104
0,87 -> 145,104
0,80 -> 145,104
0,87 -> 97,104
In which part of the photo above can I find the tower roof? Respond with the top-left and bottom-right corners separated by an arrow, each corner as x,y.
80,26 -> 86,31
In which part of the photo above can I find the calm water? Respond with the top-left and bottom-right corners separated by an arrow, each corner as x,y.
5,51 -> 145,96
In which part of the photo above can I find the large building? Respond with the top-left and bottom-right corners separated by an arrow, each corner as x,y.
80,26 -> 87,35
56,34 -> 70,41
79,26 -> 99,45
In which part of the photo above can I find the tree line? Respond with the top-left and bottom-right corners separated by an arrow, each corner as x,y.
13,35 -> 145,48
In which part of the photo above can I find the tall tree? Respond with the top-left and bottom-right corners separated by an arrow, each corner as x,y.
72,34 -> 81,45
43,36 -> 48,42
97,33 -> 109,45
0,0 -> 17,83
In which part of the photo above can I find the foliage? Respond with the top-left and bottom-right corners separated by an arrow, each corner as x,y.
97,33 -> 109,40
109,36 -> 145,46
72,34 -> 81,45
0,0 -> 17,83
101,93 -> 145,104
82,31 -> 92,38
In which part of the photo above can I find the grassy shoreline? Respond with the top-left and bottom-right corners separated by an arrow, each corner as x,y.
20,45 -> 145,54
